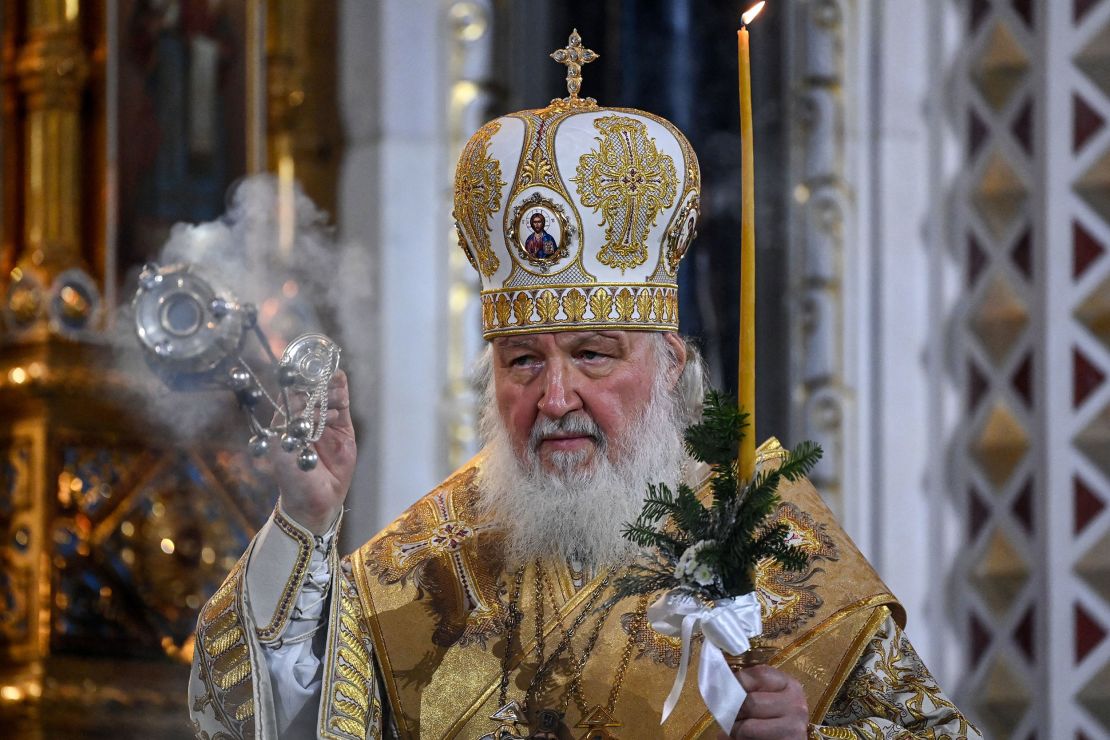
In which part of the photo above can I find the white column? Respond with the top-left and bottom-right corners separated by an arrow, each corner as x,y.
858,0 -> 963,685
338,0 -> 449,544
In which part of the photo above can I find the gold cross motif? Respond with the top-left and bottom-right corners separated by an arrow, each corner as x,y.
550,29 -> 599,99
572,115 -> 678,270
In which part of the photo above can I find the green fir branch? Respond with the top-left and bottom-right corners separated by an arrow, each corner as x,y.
615,390 -> 823,603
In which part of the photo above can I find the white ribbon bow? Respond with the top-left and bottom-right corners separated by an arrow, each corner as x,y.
647,589 -> 763,734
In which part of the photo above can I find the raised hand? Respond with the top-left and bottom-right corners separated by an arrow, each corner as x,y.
717,665 -> 809,740
270,370 -> 357,533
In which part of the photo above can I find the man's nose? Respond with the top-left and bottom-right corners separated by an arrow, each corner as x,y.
536,361 -> 583,418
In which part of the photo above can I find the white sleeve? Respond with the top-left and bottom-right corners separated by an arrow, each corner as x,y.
245,500 -> 342,738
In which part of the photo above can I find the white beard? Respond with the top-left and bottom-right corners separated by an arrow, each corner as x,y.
476,376 -> 688,568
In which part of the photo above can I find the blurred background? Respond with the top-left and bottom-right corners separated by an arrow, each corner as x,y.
0,0 -> 1104,736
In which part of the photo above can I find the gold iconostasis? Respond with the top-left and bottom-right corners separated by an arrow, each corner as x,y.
0,2 -> 338,736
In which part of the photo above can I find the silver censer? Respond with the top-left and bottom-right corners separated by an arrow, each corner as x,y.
132,262 -> 341,472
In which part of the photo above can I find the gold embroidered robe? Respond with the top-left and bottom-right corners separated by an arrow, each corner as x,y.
188,442 -> 980,739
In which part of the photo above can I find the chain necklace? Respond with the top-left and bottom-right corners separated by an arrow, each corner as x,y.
491,561 -> 647,739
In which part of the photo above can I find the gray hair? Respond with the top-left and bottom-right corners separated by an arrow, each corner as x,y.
471,332 -> 708,440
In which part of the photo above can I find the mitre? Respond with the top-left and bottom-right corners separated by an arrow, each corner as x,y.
453,31 -> 701,339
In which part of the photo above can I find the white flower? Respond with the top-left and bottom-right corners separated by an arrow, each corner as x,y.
691,562 -> 716,586
675,540 -> 718,587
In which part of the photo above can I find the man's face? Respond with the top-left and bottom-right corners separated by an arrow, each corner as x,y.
530,214 -> 545,233
491,330 -> 685,475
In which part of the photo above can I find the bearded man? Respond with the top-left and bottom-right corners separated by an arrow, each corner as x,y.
188,45 -> 979,740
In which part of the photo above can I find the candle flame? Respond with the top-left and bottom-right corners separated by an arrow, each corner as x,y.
741,1 -> 766,26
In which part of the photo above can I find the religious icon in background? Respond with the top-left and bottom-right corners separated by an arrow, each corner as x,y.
119,0 -> 247,271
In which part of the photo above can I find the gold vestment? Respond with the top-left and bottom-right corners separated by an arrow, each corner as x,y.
189,442 -> 980,739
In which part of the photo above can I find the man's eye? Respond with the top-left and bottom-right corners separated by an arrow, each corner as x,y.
578,350 -> 605,361
509,355 -> 535,367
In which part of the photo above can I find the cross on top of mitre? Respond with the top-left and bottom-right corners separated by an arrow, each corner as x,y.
550,29 -> 599,100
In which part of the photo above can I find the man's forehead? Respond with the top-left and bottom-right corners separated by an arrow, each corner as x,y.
492,330 -> 631,349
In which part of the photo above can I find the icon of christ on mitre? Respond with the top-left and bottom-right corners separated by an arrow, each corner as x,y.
188,30 -> 980,740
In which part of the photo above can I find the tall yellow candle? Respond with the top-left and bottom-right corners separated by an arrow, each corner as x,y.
737,2 -> 763,480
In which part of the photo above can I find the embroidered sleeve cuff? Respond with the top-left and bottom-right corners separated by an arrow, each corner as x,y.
246,501 -> 342,643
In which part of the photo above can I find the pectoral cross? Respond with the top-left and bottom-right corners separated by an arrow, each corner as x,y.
550,29 -> 598,100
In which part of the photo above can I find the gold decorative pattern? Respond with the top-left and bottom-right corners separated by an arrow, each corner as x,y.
536,290 -> 560,323
254,506 -> 315,643
635,290 -> 653,323
565,289 -> 588,322
365,467 -> 506,647
194,558 -> 255,737
573,115 -> 678,270
620,608 -> 684,669
320,560 -> 382,739
817,616 -> 980,738
590,286 -> 613,321
755,502 -> 840,638
479,284 -> 679,337
456,223 -> 480,273
512,293 -> 534,327
615,288 -> 635,321
454,120 -> 507,277
519,145 -> 557,189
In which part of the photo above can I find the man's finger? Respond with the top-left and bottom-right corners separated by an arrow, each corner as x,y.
736,691 -> 780,720
737,665 -> 790,693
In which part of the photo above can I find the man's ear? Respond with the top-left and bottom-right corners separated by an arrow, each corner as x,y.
663,332 -> 687,389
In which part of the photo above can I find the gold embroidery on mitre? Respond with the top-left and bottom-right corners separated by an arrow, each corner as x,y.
535,289 -> 560,323
455,121 -> 507,277
479,284 -> 679,337
589,286 -> 613,321
506,106 -> 577,200
520,143 -> 557,189
573,115 -> 678,271
755,502 -> 839,638
564,288 -> 588,322
635,289 -> 653,323
365,468 -> 506,647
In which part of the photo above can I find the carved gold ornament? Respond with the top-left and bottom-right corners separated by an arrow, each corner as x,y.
573,116 -> 678,271
454,121 -> 507,277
